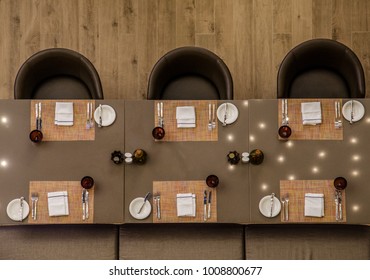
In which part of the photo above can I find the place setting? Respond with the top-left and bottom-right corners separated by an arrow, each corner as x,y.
277,99 -> 343,140
30,100 -> 99,141
153,101 -> 218,142
28,179 -> 95,224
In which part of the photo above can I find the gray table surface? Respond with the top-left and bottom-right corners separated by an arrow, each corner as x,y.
0,100 -> 124,225
1,99 -> 369,225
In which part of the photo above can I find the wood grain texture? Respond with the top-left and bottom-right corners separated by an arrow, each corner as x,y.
1,0 -> 370,100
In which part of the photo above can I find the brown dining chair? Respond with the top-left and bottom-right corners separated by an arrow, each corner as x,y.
277,39 -> 365,98
14,48 -> 103,99
147,46 -> 233,100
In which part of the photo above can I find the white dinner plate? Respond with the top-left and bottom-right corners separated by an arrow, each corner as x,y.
94,105 -> 116,126
7,198 -> 30,221
259,195 -> 281,218
217,103 -> 239,125
342,100 -> 365,123
129,197 -> 151,220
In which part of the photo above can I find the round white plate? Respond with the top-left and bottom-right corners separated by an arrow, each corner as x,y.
259,195 -> 281,218
7,198 -> 30,221
129,197 -> 151,220
94,105 -> 116,127
217,103 -> 239,125
342,100 -> 365,123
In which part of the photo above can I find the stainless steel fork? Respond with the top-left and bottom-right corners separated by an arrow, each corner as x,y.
31,192 -> 39,220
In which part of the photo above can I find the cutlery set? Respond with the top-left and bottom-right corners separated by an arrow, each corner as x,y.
203,190 -> 212,221
31,192 -> 39,220
281,99 -> 288,125
208,103 -> 216,131
280,194 -> 289,221
334,191 -> 343,221
82,189 -> 89,221
334,100 -> 342,129
350,100 -> 354,124
86,102 -> 94,129
153,193 -> 161,220
35,102 -> 42,130
157,102 -> 164,128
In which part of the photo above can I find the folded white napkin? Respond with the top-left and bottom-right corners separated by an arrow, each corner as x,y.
55,102 -> 74,126
176,106 -> 196,128
301,102 -> 322,125
48,191 -> 69,216
304,193 -> 324,217
176,193 -> 196,217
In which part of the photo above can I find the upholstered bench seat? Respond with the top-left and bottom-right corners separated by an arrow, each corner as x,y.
119,224 -> 245,260
0,225 -> 118,260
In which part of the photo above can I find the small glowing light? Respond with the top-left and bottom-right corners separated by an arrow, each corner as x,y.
277,156 -> 285,163
366,117 -> 370,123
312,166 -> 319,173
261,184 -> 268,190
352,155 -> 360,161
351,170 -> 359,176
318,151 -> 326,158
249,135 -> 255,142
350,137 -> 358,144
0,160 -> 8,167
258,123 -> 266,129
227,134 -> 234,141
1,117 -> 7,124
288,175 -> 295,180
286,141 -> 294,148
228,165 -> 235,171
352,205 -> 360,212
243,100 -> 249,107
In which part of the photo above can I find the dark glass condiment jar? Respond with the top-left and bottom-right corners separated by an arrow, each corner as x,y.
133,149 -> 147,164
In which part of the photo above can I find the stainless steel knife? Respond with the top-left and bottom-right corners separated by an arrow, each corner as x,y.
138,192 -> 151,214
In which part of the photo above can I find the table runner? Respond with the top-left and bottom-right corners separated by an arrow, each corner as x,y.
152,180 -> 217,223
30,100 -> 95,141
154,101 -> 218,142
278,99 -> 343,140
280,180 -> 346,223
28,181 -> 94,224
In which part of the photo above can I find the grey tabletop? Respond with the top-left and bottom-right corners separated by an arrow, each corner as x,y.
0,100 -> 124,225
249,99 -> 370,225
1,99 -> 369,225
124,100 -> 250,223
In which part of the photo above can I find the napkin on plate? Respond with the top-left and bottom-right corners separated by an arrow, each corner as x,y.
176,193 -> 196,217
48,191 -> 69,216
55,102 -> 74,126
176,106 -> 196,128
304,193 -> 324,217
301,102 -> 322,125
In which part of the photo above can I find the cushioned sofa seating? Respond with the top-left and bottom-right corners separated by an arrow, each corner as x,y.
0,225 -> 118,260
245,224 -> 370,260
119,224 -> 245,260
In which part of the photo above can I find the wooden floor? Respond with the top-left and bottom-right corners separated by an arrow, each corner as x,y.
1,0 -> 370,99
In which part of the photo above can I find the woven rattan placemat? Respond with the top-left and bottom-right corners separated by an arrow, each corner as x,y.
28,181 -> 94,224
152,180 -> 217,223
30,100 -> 95,141
154,101 -> 218,142
278,99 -> 343,140
280,180 -> 346,223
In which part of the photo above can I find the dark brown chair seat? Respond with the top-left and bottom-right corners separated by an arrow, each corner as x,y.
147,47 -> 233,100
277,39 -> 365,98
14,48 -> 103,99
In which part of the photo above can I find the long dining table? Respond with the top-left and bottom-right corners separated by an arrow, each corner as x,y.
0,99 -> 369,225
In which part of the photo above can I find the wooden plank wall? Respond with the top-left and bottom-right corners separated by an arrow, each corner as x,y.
0,0 -> 369,99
